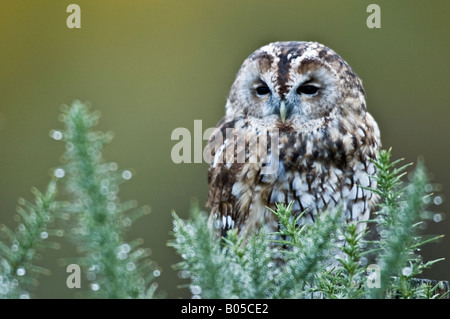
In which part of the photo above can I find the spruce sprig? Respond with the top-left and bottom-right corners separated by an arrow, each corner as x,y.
0,179 -> 60,299
171,148 -> 447,299
367,149 -> 444,298
272,206 -> 342,298
170,203 -> 342,299
56,101 -> 159,298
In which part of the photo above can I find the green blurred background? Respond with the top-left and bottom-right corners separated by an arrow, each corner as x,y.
1,0 -> 449,298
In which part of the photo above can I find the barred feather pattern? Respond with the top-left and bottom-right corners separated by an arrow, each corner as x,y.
206,41 -> 381,237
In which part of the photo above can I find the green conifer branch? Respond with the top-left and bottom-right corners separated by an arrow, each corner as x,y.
368,150 -> 443,298
0,179 -> 60,299
1,101 -> 446,299
56,101 -> 159,298
170,148 -> 447,299
170,205 -> 230,298
273,206 -> 342,298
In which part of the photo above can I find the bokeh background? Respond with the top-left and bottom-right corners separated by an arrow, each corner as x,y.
1,0 -> 449,298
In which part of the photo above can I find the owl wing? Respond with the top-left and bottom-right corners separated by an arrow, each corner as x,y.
205,118 -> 246,235
206,162 -> 241,236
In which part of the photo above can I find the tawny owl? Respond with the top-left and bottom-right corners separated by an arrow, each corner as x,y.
206,41 -> 380,237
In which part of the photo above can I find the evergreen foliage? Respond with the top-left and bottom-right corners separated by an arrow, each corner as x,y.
368,150 -> 445,298
171,149 -> 447,299
0,179 -> 60,298
0,101 -> 159,298
0,101 -> 446,299
55,101 -> 159,298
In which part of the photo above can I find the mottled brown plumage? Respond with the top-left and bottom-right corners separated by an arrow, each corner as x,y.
206,41 -> 380,236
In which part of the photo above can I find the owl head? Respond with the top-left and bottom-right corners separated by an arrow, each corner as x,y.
225,41 -> 366,126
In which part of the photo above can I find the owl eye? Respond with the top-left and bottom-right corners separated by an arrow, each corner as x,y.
255,85 -> 271,96
297,85 -> 319,95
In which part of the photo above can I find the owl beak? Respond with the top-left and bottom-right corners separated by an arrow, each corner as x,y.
279,101 -> 288,123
